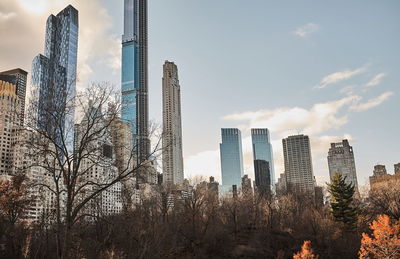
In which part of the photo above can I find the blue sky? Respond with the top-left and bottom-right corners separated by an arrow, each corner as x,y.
1,0 -> 399,186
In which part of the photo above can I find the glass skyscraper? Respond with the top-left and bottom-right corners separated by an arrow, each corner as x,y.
31,5 -> 78,150
220,128 -> 244,188
121,0 -> 150,163
251,128 -> 275,190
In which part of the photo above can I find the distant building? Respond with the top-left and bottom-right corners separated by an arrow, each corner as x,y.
220,128 -> 244,188
327,139 -> 358,189
162,61 -> 184,185
395,163 -> 400,175
276,173 -> 287,196
241,174 -> 253,197
207,176 -> 219,197
282,135 -> 315,194
75,102 -> 122,216
251,128 -> 275,190
0,68 -> 28,124
254,159 -> 271,195
369,164 -> 400,191
0,79 -> 21,176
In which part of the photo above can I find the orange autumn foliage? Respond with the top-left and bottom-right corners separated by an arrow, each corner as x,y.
293,240 -> 319,259
359,214 -> 400,259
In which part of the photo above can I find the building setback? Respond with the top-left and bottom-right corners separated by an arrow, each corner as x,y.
220,128 -> 244,188
282,134 -> 315,194
327,139 -> 358,189
251,128 -> 275,190
162,61 -> 184,185
30,5 -> 78,149
0,68 -> 28,125
121,0 -> 150,163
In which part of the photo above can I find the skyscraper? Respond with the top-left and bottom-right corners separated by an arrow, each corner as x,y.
327,140 -> 358,188
162,61 -> 184,185
121,0 -> 149,163
282,134 -> 315,194
251,128 -> 275,190
0,68 -> 28,124
0,80 -> 21,176
30,5 -> 78,149
220,128 -> 244,188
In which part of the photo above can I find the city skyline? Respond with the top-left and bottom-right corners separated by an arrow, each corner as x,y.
0,0 -> 399,186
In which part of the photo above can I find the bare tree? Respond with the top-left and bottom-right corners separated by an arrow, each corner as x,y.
19,82 -> 162,258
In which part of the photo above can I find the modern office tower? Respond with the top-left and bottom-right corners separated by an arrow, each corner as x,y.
0,68 -> 28,124
327,140 -> 358,188
121,0 -> 150,163
162,61 -> 184,185
220,128 -> 244,188
254,159 -> 271,195
0,80 -> 21,175
282,134 -> 315,194
251,129 -> 275,189
395,163 -> 400,175
31,5 -> 78,149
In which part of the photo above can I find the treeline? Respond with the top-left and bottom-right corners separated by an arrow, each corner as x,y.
1,174 -> 400,259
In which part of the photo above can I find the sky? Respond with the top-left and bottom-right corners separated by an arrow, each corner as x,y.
0,0 -> 399,186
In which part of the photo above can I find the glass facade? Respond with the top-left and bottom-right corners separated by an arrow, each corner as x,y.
220,128 -> 244,188
121,0 -> 149,162
31,5 -> 78,152
251,128 -> 275,189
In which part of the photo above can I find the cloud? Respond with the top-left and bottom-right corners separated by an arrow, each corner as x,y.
314,66 -> 368,89
0,11 -> 17,20
350,92 -> 394,112
184,150 -> 221,182
0,0 -> 121,91
293,23 -> 320,37
366,73 -> 386,87
222,95 -> 360,137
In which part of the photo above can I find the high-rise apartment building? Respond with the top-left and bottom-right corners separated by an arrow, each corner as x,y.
121,0 -> 150,163
282,135 -> 315,194
31,5 -> 78,149
254,159 -> 271,195
0,80 -> 21,176
373,164 -> 387,176
162,61 -> 184,185
0,68 -> 28,124
220,128 -> 244,188
327,140 -> 358,188
251,128 -> 275,189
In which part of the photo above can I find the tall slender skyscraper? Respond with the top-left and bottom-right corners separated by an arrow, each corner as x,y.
0,68 -> 28,125
162,61 -> 184,185
121,0 -> 149,163
31,5 -> 78,149
327,140 -> 358,189
251,128 -> 275,190
282,134 -> 315,194
220,128 -> 244,188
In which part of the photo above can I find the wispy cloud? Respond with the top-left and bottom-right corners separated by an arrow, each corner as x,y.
350,92 -> 394,112
366,73 -> 386,87
293,23 -> 320,37
314,66 -> 368,89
